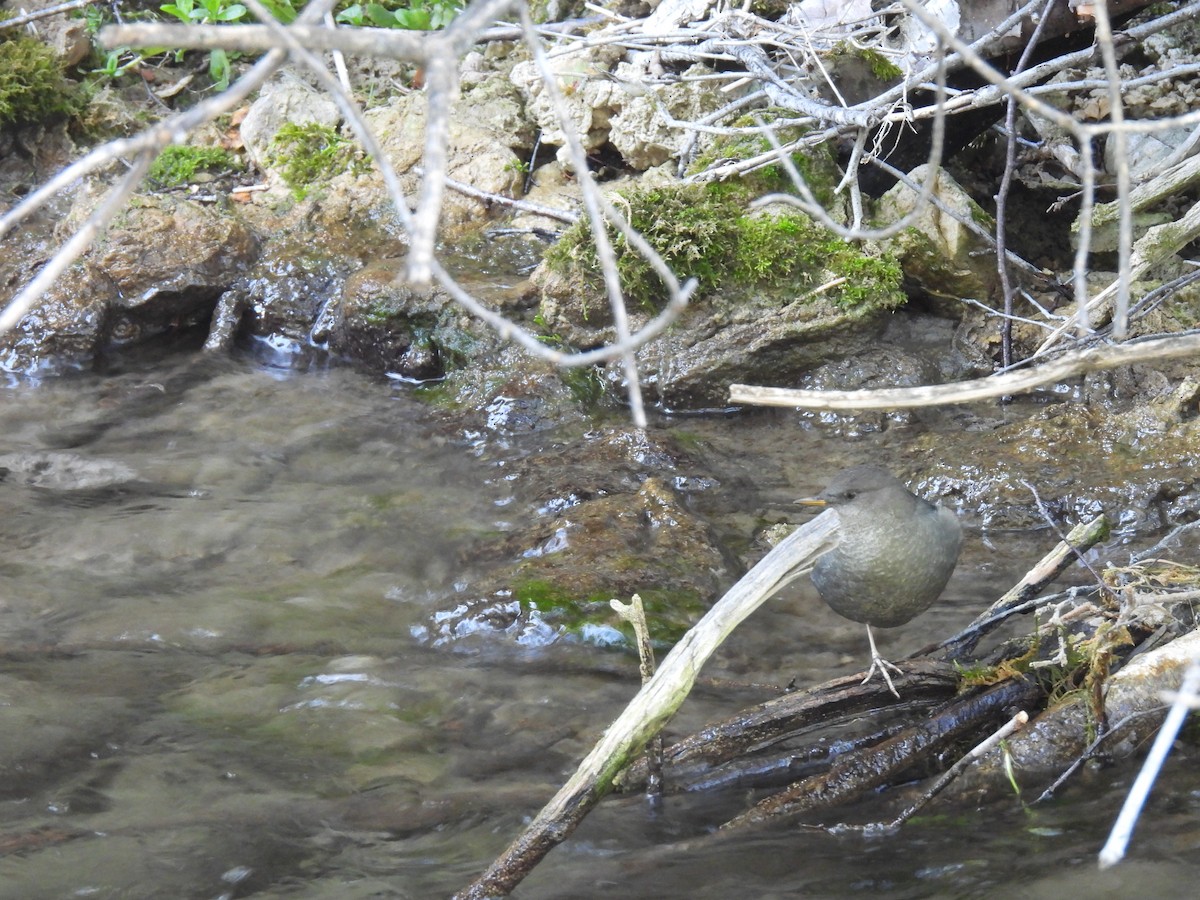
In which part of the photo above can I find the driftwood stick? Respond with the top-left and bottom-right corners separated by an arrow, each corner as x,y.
611,594 -> 664,800
454,512 -> 839,899
881,710 -> 1030,830
728,334 -> 1200,411
720,677 -> 1044,830
617,659 -> 958,792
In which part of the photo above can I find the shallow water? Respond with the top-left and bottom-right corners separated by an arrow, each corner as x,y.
1,349 -> 1198,899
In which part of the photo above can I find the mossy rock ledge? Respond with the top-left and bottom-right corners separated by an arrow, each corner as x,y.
535,184 -> 910,409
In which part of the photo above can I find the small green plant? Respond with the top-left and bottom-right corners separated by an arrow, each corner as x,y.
160,0 -> 249,88
91,47 -> 147,80
270,122 -> 367,198
149,145 -> 242,187
153,0 -> 298,88
335,1 -> 461,30
256,0 -> 299,22
160,0 -> 248,26
81,3 -> 159,83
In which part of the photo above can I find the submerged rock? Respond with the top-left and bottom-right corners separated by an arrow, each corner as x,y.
417,428 -> 733,650
0,450 -> 138,492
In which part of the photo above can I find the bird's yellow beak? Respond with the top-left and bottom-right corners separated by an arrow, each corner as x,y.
795,497 -> 827,507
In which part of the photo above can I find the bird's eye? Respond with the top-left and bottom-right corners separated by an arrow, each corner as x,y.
844,491 -> 856,499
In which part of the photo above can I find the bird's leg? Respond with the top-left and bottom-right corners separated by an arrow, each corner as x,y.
862,625 -> 904,699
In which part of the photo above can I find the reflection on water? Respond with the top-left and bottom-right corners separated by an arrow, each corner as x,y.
1,352 -> 1198,899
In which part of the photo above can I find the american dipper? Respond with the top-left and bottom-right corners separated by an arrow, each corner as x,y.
796,465 -> 962,698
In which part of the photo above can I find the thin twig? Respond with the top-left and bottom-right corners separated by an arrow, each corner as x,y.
0,0 -> 103,28
611,594 -> 663,801
996,0 -> 1057,369
881,710 -> 1029,830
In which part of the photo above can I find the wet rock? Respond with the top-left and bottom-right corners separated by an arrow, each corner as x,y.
418,474 -> 734,649
792,313 -> 976,435
0,195 -> 259,374
317,259 -> 454,379
877,164 -> 999,311
637,297 -> 886,411
429,343 -> 598,435
921,394 -> 1200,533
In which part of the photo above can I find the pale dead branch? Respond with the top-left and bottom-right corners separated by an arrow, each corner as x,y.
730,332 -> 1200,411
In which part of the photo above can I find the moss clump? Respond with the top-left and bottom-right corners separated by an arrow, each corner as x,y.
689,114 -> 840,207
545,184 -> 904,311
829,42 -> 903,82
270,122 -> 367,198
546,185 -> 735,308
0,33 -> 83,126
149,145 -> 242,187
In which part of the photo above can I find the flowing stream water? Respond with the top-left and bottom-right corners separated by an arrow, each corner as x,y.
1,346 -> 1198,898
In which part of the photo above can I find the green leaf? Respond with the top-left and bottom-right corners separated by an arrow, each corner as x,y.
209,47 -> 231,90
364,4 -> 396,27
393,8 -> 432,29
160,0 -> 193,23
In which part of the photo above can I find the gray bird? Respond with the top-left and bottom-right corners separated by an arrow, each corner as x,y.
796,465 -> 962,698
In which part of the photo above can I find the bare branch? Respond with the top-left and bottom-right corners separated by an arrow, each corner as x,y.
0,0 -> 102,30
99,22 -> 429,59
730,333 -> 1200,411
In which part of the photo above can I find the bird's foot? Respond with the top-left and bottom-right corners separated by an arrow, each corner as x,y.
860,655 -> 904,699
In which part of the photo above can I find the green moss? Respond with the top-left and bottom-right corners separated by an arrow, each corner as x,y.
560,366 -> 607,409
149,145 -> 242,187
511,579 -> 706,647
627,587 -> 708,645
835,43 -> 903,82
732,213 -> 813,286
688,113 -> 839,206
0,33 -> 83,126
544,184 -> 737,309
545,183 -> 904,311
512,578 -> 576,608
830,249 -> 905,308
270,122 -> 368,198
